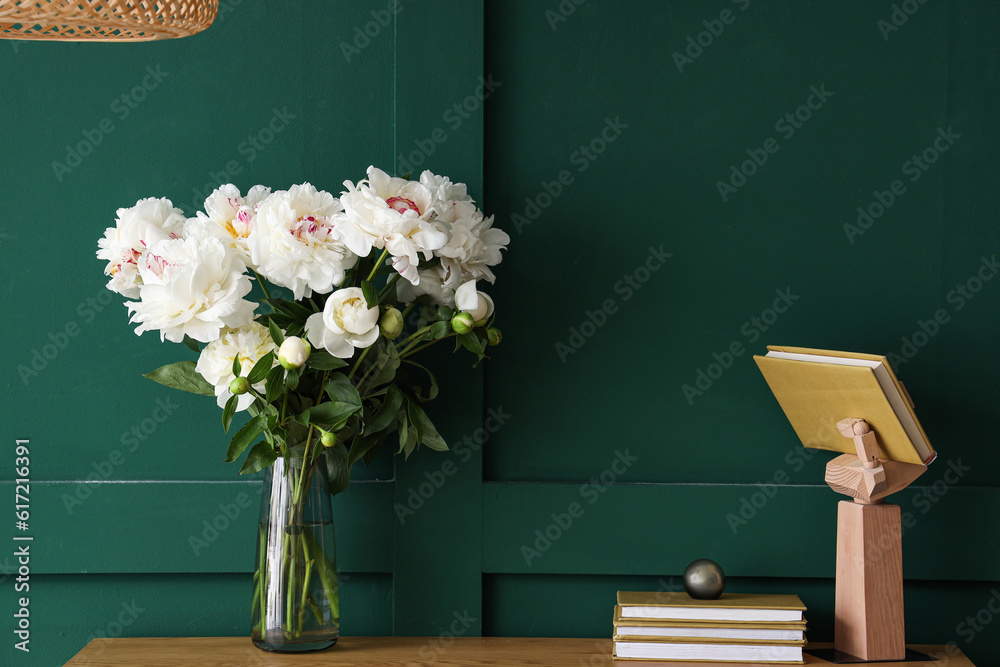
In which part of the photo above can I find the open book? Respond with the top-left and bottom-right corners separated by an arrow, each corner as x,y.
754,346 -> 935,465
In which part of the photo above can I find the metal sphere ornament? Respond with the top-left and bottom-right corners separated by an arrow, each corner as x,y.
683,558 -> 726,600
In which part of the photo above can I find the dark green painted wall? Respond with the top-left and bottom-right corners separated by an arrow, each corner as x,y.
483,1 -> 999,665
1,1 -> 998,665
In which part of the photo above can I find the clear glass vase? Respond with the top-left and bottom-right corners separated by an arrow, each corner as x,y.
251,456 -> 340,652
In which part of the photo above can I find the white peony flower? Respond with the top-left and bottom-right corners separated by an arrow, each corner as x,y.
277,336 -> 311,369
339,166 -> 450,278
196,322 -> 278,411
127,235 -> 256,343
184,184 -> 271,267
247,183 -> 358,300
305,287 -> 380,358
455,279 -> 494,322
396,265 -> 457,308
96,197 -> 186,298
419,170 -> 472,216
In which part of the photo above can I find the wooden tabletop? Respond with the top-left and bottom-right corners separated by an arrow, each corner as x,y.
65,637 -> 974,666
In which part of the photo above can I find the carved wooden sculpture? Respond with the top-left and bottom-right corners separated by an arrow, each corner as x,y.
825,418 -> 927,661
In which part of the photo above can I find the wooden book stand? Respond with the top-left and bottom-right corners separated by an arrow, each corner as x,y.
825,418 -> 927,661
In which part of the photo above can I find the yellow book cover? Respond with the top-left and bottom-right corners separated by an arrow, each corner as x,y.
613,607 -> 807,634
616,592 -> 805,623
753,346 -> 936,465
613,633 -> 806,647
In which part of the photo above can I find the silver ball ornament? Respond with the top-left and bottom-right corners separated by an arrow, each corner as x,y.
683,559 -> 725,600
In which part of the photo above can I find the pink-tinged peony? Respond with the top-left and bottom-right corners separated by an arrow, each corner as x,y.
184,184 -> 271,267
247,183 -> 358,300
96,197 -> 186,298
127,235 -> 256,343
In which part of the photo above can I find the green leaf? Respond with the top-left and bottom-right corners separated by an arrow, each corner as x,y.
286,367 -> 299,391
325,373 -> 362,408
232,355 -> 242,378
361,280 -> 378,309
323,444 -> 351,496
362,432 -> 386,467
291,408 -> 311,427
238,441 -> 278,475
182,335 -> 201,353
308,348 -> 348,371
265,298 -> 313,321
401,360 -> 439,401
364,384 -> 403,435
268,318 -> 284,347
348,430 -> 383,466
309,401 -> 360,431
406,398 -> 425,445
143,361 -> 215,397
226,414 -> 265,462
264,366 -> 284,404
458,331 -> 485,357
368,341 -> 400,389
396,409 -> 409,455
409,401 -> 448,451
429,320 -> 450,340
222,394 -> 238,434
246,353 -> 274,384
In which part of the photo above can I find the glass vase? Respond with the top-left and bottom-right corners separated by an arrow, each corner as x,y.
251,455 -> 340,652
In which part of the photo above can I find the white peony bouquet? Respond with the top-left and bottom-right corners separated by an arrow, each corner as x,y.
96,166 -> 509,478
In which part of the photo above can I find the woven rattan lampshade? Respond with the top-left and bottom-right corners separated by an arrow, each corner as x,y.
0,0 -> 218,40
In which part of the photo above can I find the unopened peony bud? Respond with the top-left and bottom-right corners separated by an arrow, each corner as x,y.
278,336 -> 311,369
451,312 -> 475,335
320,430 -> 337,448
380,307 -> 404,340
487,327 -> 502,346
229,377 -> 250,395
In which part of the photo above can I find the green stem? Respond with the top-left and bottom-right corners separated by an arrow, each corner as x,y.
378,272 -> 401,301
286,530 -> 296,637
347,345 -> 373,380
252,269 -> 272,302
400,334 -> 454,359
365,248 -> 390,283
297,559 -> 314,633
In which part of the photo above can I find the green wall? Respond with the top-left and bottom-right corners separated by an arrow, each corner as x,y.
2,1 -> 998,665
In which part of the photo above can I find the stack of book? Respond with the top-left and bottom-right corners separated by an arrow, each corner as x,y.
613,591 -> 807,664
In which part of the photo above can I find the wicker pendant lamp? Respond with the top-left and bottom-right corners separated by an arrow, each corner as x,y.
0,0 -> 218,41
